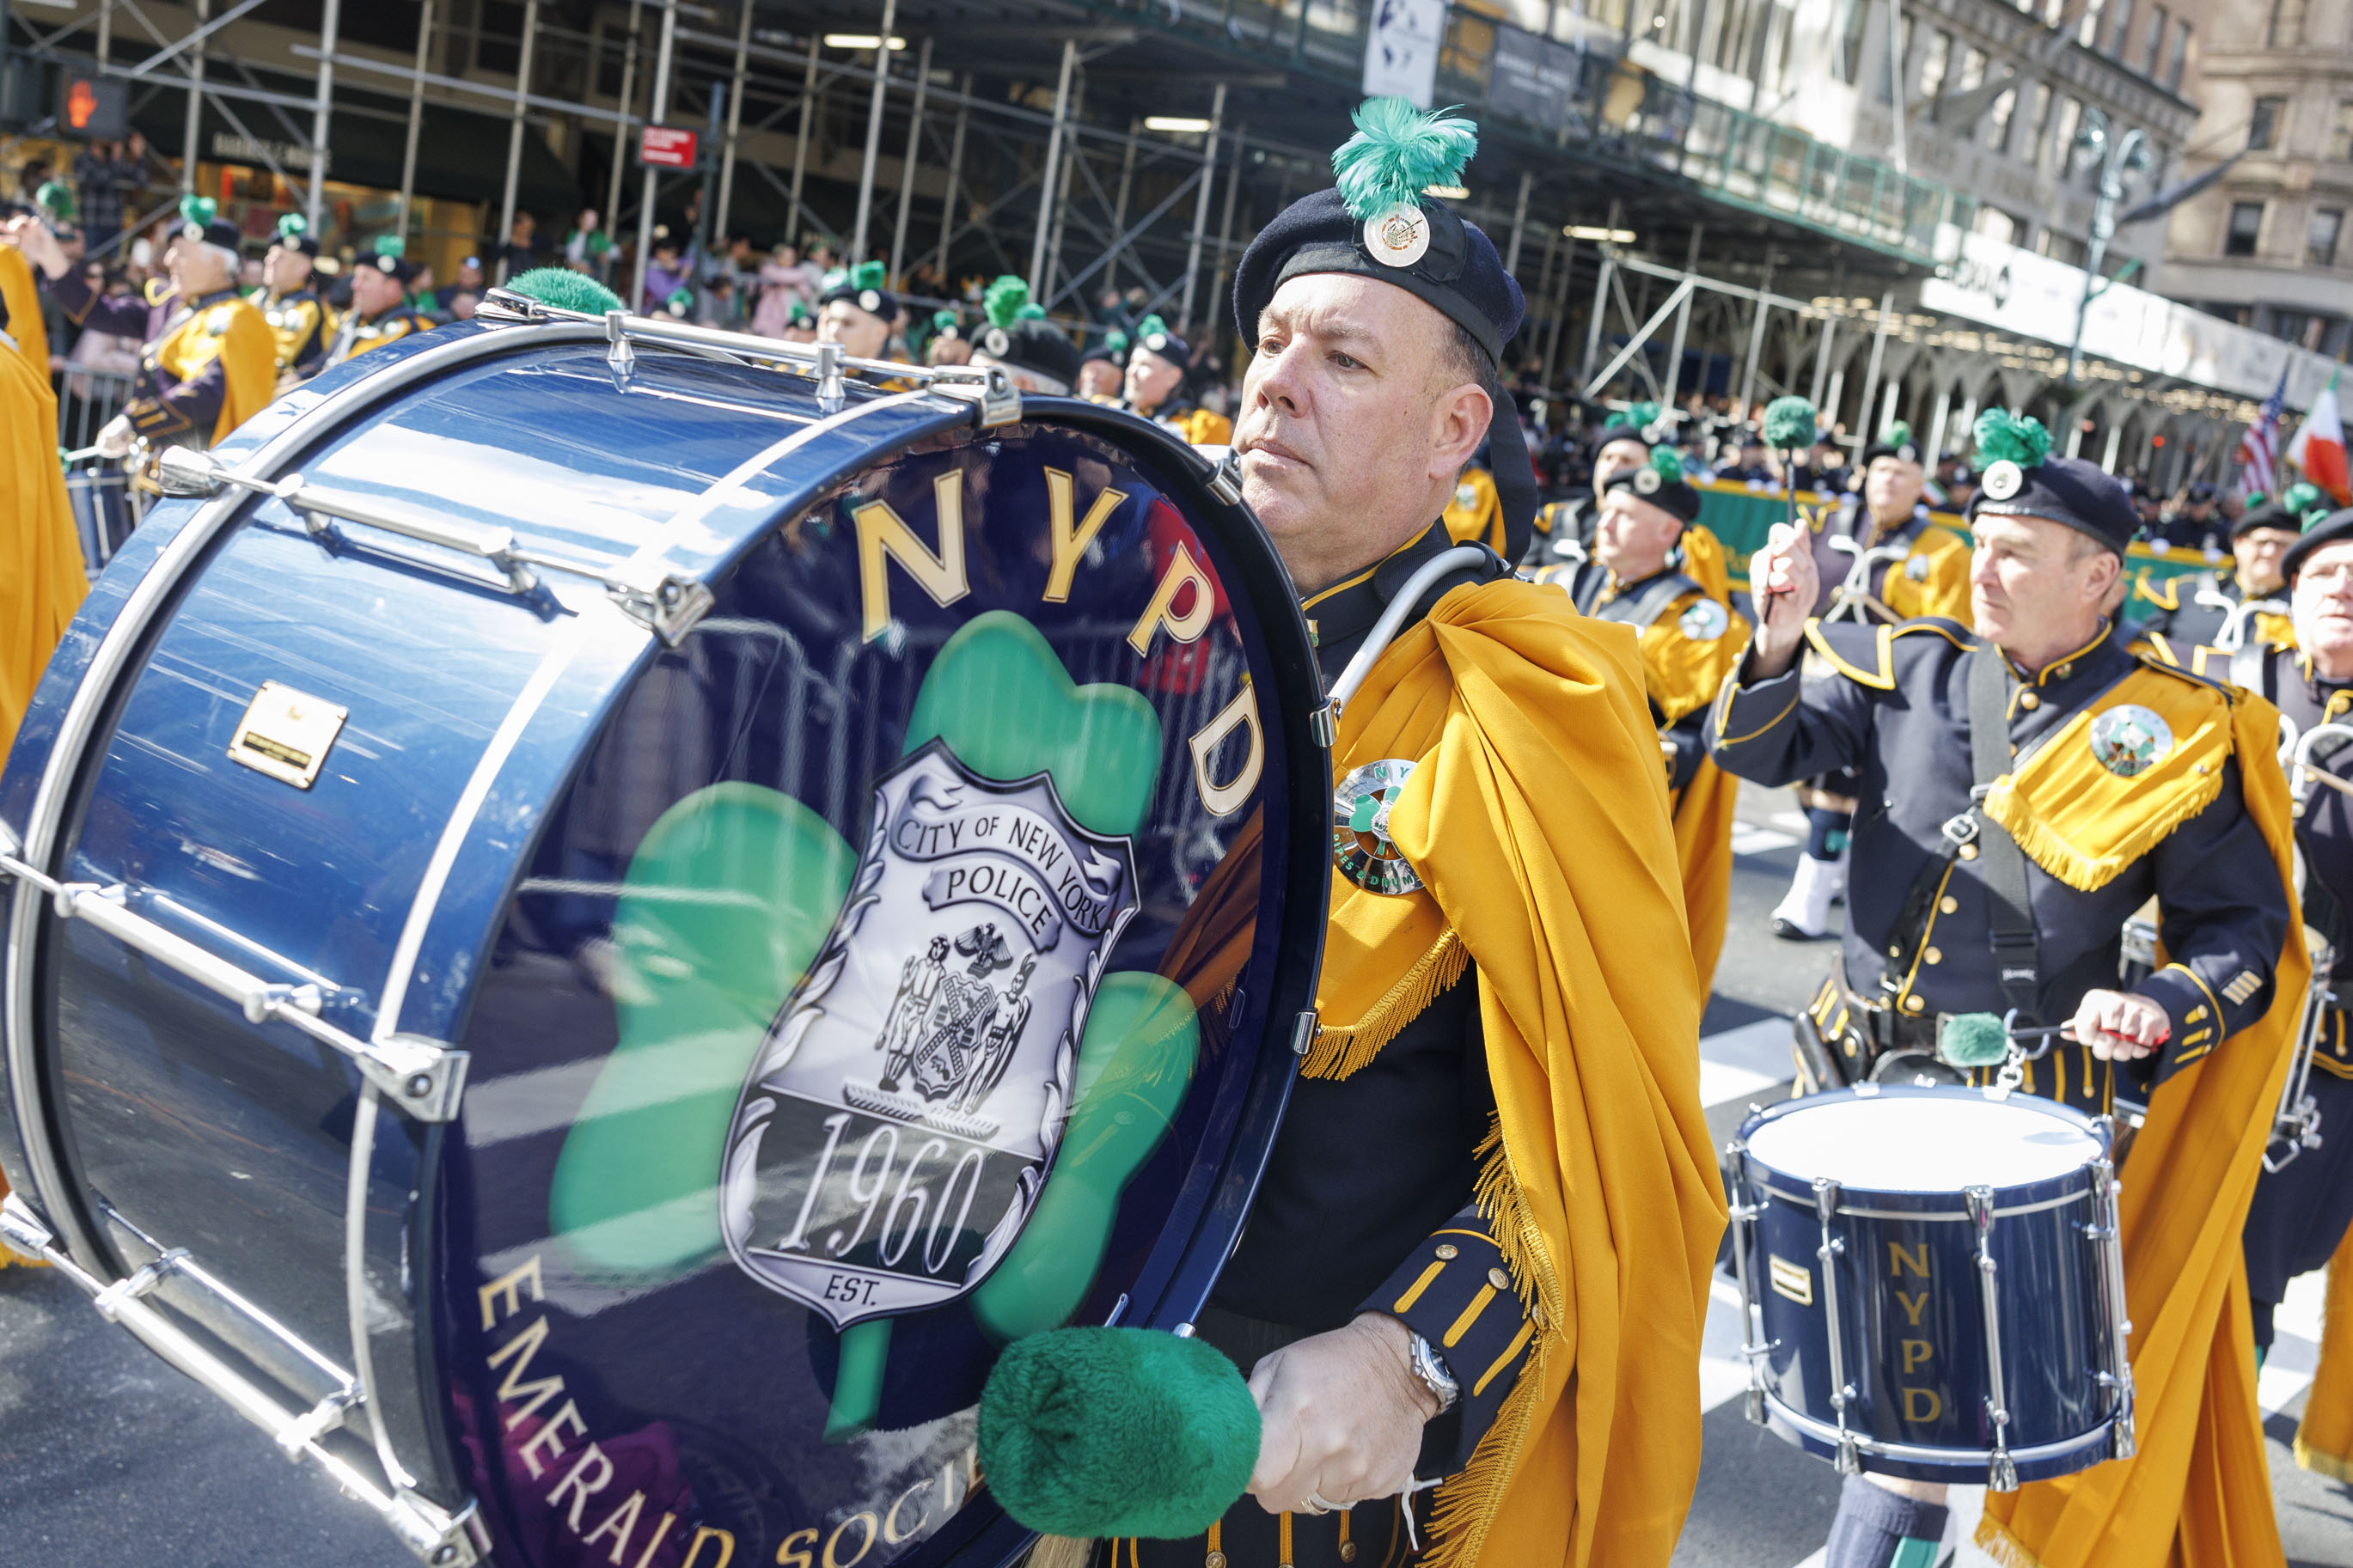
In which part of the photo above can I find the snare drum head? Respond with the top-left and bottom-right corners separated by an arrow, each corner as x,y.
445,415 -> 1315,1566
1745,1090 -> 2104,1193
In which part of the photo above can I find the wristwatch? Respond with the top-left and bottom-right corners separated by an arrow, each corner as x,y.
1408,1332 -> 1460,1414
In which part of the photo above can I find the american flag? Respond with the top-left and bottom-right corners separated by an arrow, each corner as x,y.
2239,369 -> 2288,495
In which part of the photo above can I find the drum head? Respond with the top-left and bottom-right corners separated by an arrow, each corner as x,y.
443,414 -> 1319,1567
1745,1091 -> 2104,1193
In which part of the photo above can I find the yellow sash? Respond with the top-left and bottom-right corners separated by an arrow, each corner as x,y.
1322,579 -> 1722,1568
1980,663 -> 2238,893
2298,1230 -> 2353,1480
0,245 -> 48,375
156,296 -> 278,444
1441,467 -> 1505,554
2,333 -> 85,754
1978,690 -> 2307,1568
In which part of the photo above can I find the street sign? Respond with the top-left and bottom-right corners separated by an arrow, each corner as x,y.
55,69 -> 130,140
639,125 -> 700,169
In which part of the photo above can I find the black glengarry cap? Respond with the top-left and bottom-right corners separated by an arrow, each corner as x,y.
1965,409 -> 2138,555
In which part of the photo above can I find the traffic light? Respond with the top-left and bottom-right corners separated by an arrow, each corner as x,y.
55,70 -> 129,140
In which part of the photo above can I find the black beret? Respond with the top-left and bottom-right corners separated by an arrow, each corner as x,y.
1966,453 -> 2138,555
1861,437 -> 1924,466
821,262 -> 896,323
1604,464 -> 1701,526
362,249 -> 416,285
1129,314 -> 1189,369
977,318 -> 1082,392
1232,186 -> 1524,364
2234,499 -> 2306,539
180,216 -> 243,254
2283,508 -> 2353,581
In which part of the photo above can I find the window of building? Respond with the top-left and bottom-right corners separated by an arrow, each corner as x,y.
2167,21 -> 2190,87
1835,0 -> 1867,82
1975,206 -> 2020,245
2050,97 -> 2083,175
1918,30 -> 1953,102
2105,0 -> 2134,54
2077,0 -> 2106,43
2226,200 -> 2266,256
2251,95 -> 2287,150
2141,3 -> 2167,74
2026,80 -> 2056,160
2332,101 -> 2353,161
2266,0 -> 2305,46
2036,230 -> 2089,265
1987,87 -> 2020,152
2311,208 -> 2344,265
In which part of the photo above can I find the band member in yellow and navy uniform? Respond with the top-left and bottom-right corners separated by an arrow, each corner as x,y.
1710,407 -> 2306,1568
816,259 -> 899,361
258,212 -> 332,387
1537,448 -> 1746,991
1111,96 -> 1721,1568
1123,314 -> 1232,444
1524,402 -> 1657,573
968,275 -> 1081,397
2227,506 -> 2353,1477
1768,421 -> 1973,942
2130,484 -> 2321,670
326,237 -> 435,367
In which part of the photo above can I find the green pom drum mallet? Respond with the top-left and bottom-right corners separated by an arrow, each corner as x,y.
979,1327 -> 1261,1539
1759,395 -> 1818,609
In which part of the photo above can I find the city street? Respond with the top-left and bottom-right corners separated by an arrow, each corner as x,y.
1,783 -> 2346,1567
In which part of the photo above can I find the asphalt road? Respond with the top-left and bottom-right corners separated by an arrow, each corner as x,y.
0,782 -> 2346,1568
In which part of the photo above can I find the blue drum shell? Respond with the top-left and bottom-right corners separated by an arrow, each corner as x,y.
1733,1086 -> 2123,1485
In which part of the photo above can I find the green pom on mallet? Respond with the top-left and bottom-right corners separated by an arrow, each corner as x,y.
980,1328 -> 1260,1540
1762,396 -> 1817,452
1938,1012 -> 2013,1069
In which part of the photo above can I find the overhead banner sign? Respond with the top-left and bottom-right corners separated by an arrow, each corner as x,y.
1363,0 -> 1445,108
1488,25 -> 1587,135
1921,229 -> 2338,407
639,125 -> 700,169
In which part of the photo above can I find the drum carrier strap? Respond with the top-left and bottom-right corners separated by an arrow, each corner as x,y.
1582,569 -> 1701,627
1877,647 -> 2045,1024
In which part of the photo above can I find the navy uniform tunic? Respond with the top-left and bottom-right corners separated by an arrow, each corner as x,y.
261,287 -> 332,381
49,270 -> 247,443
2228,646 -> 2353,1348
1127,523 -> 1535,1568
1706,616 -> 2292,1114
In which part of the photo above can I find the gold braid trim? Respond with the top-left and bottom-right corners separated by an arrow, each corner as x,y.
1972,1512 -> 2050,1568
2297,1434 -> 2353,1481
1300,929 -> 1469,1080
1417,1118 -> 1563,1568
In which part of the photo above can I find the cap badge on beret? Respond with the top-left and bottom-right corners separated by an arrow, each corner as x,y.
983,326 -> 1011,357
1898,442 -> 1920,463
859,289 -> 883,313
1981,459 -> 2024,502
374,255 -> 398,273
1144,332 -> 1170,352
2087,704 -> 2173,778
1363,204 -> 1431,269
1634,466 -> 1664,496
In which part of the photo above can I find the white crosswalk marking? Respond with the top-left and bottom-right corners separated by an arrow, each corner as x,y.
1733,824 -> 1802,856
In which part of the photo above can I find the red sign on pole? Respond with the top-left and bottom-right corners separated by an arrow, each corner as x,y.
639,126 -> 700,169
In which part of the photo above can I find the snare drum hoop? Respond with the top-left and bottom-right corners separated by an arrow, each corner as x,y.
1734,1084 -> 2114,1217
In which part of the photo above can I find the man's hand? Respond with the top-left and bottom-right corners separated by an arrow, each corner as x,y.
2066,988 -> 2170,1060
1745,521 -> 1819,680
93,415 -> 137,461
3,213 -> 70,280
1246,1312 -> 1435,1516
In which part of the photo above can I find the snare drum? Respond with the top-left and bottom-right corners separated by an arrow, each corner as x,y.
64,461 -> 135,570
1725,1086 -> 2135,1488
0,305 -> 1328,1568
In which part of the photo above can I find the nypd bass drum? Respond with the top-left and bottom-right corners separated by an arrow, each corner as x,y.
0,296 -> 1327,1568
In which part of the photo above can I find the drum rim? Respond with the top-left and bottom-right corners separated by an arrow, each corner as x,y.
1732,1083 -> 2112,1214
1762,1390 -> 2118,1474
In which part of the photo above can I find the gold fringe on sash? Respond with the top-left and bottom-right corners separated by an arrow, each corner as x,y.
1300,929 -> 1468,1081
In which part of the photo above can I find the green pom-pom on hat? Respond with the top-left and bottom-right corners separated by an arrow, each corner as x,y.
35,180 -> 76,222
1649,445 -> 1686,485
1763,396 -> 1818,450
1604,400 -> 1665,437
1331,97 -> 1479,225
1972,408 -> 2052,469
848,259 -> 887,292
276,212 -> 309,241
1104,328 -> 1129,356
979,1327 -> 1259,1539
932,308 -> 959,333
984,274 -> 1034,329
788,298 -> 812,325
2284,481 -> 2329,523
371,233 -> 406,259
505,265 -> 625,314
1134,314 -> 1173,344
1938,1013 -> 2013,1069
178,194 -> 218,229
1880,420 -> 1914,450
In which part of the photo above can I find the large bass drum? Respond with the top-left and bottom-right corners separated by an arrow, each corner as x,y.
0,298 -> 1326,1568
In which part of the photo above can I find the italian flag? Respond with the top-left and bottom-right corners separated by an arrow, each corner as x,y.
2289,369 -> 2351,504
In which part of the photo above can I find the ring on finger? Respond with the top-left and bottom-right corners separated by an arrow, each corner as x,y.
1304,1492 -> 1342,1516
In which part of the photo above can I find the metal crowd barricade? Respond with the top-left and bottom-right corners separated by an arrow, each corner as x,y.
55,367 -> 140,578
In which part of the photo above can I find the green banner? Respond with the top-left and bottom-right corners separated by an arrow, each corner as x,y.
1695,479 -> 2221,596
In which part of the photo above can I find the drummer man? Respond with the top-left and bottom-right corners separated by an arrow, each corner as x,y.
326,238 -> 436,365
1123,314 -> 1230,443
1709,411 -> 2301,1568
969,276 -> 1079,395
2130,485 -> 2319,668
258,213 -> 333,387
1117,98 -> 1720,1568
1525,403 -> 1660,572
816,261 -> 899,361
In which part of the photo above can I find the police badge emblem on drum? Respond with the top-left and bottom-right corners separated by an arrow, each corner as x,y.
720,738 -> 1140,1328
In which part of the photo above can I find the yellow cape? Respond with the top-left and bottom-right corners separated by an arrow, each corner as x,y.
2,325 -> 86,753
1635,585 -> 1746,995
156,295 -> 277,445
1442,467 -> 1507,554
1977,692 -> 2308,1568
1317,578 -> 1724,1568
0,245 -> 49,376
2298,1229 -> 2353,1480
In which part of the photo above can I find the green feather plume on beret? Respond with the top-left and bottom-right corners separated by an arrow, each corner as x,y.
504,266 -> 626,314
178,194 -> 218,229
36,181 -> 76,222
1880,420 -> 1915,450
2283,480 -> 2330,523
1649,445 -> 1686,485
1763,396 -> 1817,449
1972,408 -> 2053,468
1331,97 -> 1478,224
848,259 -> 887,292
980,1327 -> 1260,1539
932,308 -> 958,332
1135,314 -> 1173,342
372,233 -> 406,259
1105,328 -> 1129,356
2246,490 -> 2270,509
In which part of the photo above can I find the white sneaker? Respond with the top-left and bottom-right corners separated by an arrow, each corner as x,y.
1771,854 -> 1838,940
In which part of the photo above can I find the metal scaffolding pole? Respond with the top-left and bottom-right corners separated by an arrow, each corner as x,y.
788,36 -> 821,247
1736,249 -> 1773,414
932,77 -> 969,278
1207,122 -> 1244,348
1659,227 -> 1702,415
496,0 -> 541,282
633,0 -> 678,308
1854,290 -> 1893,451
1103,120 -> 1138,301
1029,40 -> 1077,292
887,37 -> 931,281
1542,235 -> 1576,387
396,0 -> 431,239
849,0 -> 897,263
1176,82 -> 1225,333
1503,169 -> 1531,275
603,1 -> 641,236
1809,312 -> 1837,406
713,0 -> 752,241
180,0 -> 206,194
96,0 -> 112,68
303,0 -> 338,228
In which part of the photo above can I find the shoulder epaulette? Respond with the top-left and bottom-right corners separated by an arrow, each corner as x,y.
1891,616 -> 1971,645
2135,650 -> 2237,703
1802,619 -> 1896,689
2135,576 -> 2181,612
